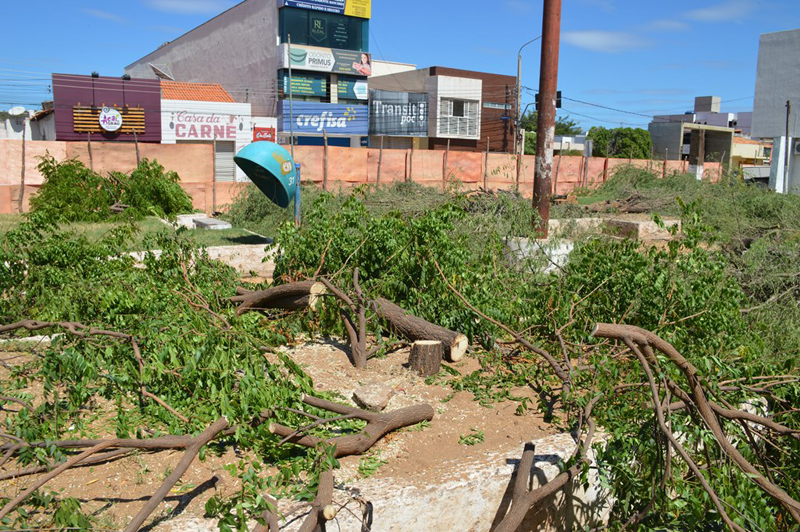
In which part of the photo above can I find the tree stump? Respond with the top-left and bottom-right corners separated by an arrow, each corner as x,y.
409,341 -> 442,377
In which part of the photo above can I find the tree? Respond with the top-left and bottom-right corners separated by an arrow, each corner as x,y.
586,126 -> 652,159
520,111 -> 582,155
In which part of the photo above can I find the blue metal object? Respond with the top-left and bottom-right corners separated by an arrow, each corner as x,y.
233,141 -> 298,208
294,163 -> 302,227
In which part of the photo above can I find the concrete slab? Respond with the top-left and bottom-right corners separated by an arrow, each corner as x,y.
193,217 -> 233,230
130,244 -> 277,278
603,218 -> 680,241
506,238 -> 574,274
152,432 -> 611,532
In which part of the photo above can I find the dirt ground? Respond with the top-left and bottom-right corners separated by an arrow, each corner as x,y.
0,337 -> 552,530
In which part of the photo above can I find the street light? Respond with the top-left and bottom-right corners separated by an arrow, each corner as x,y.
516,36 -> 541,156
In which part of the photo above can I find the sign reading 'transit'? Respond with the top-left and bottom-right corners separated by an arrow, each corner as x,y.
369,90 -> 429,137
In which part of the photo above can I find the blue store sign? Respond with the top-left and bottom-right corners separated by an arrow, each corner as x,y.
279,101 -> 368,135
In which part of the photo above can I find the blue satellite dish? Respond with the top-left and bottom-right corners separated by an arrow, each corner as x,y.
234,142 -> 298,208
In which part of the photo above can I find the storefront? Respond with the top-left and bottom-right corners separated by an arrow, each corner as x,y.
161,82 -> 254,182
49,73 -> 162,142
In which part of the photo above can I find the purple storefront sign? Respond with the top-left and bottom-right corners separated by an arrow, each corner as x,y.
52,73 -> 162,142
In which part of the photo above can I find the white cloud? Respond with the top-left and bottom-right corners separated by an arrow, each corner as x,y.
643,19 -> 690,32
563,31 -> 648,53
145,0 -> 233,14
82,8 -> 127,23
685,0 -> 755,22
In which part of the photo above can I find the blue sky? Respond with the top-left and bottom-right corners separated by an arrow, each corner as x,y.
3,0 -> 800,130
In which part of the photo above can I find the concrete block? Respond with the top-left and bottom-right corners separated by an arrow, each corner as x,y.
193,217 -> 233,230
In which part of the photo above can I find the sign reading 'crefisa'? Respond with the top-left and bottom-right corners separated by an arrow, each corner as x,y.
279,101 -> 368,135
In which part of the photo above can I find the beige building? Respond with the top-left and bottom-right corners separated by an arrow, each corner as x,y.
731,136 -> 772,167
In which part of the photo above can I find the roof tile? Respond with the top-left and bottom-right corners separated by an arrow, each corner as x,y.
161,81 -> 235,103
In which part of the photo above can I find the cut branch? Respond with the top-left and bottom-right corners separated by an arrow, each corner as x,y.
269,394 -> 434,458
231,281 -> 327,316
298,468 -> 335,532
372,297 -> 467,363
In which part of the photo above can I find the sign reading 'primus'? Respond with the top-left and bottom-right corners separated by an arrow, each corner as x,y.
369,90 -> 429,137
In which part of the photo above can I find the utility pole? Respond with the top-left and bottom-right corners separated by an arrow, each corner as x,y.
784,100 -> 791,193
532,0 -> 561,236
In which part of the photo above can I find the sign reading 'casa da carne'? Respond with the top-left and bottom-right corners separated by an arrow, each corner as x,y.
99,107 -> 123,132
280,102 -> 368,135
170,111 -> 242,140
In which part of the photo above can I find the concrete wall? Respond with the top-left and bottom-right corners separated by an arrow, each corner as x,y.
0,139 -> 722,214
753,29 -> 800,139
125,0 -> 279,117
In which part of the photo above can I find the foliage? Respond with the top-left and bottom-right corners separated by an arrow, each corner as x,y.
518,110 -> 582,136
358,454 -> 387,477
29,155 -> 193,223
458,428 -> 484,446
587,126 -> 652,159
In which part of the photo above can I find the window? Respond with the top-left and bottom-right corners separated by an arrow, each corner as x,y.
439,98 -> 479,138
279,7 -> 368,52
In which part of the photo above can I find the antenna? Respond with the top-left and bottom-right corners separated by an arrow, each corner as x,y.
8,106 -> 26,117
149,63 -> 175,81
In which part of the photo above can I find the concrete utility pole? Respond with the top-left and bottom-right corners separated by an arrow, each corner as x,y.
532,0 -> 561,236
515,36 -> 541,157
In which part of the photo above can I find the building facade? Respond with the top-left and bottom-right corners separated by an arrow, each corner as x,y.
368,66 -> 516,152
125,0 -> 372,148
752,28 -> 800,140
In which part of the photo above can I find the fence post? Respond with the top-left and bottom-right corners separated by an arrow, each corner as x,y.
411,143 -> 416,183
377,135 -> 384,185
553,147 -> 562,194
87,132 -> 94,171
212,135 -> 217,214
18,121 -> 26,213
483,137 -> 490,190
602,157 -> 609,183
323,129 -> 328,191
443,138 -> 450,192
134,129 -> 141,166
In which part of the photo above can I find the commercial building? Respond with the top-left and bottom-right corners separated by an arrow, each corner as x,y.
648,121 -> 734,164
368,66 -> 516,152
653,96 -> 752,137
752,28 -> 800,140
125,0 -> 372,148
31,73 -> 162,143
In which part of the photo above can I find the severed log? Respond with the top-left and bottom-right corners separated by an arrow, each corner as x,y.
231,281 -> 327,316
298,468 -> 335,532
409,340 -> 443,377
372,298 -> 467,362
269,394 -> 434,458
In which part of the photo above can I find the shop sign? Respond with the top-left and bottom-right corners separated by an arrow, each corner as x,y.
253,127 -> 276,142
280,101 -> 368,135
284,44 -> 372,76
99,107 -> 123,132
280,71 -> 328,98
279,0 -> 371,19
369,90 -> 428,137
338,76 -> 368,100
170,111 -> 241,140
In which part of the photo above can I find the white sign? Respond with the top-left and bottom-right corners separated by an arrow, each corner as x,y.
99,107 -> 122,132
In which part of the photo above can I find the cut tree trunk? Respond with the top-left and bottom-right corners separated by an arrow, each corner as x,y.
409,340 -> 443,377
231,281 -> 326,316
373,298 -> 467,362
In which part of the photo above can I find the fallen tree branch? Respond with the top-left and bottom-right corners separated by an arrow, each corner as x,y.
372,297 -> 468,363
231,281 -> 327,316
593,323 -> 800,526
298,468 -> 335,532
0,320 -> 188,423
124,417 -> 230,532
319,269 -> 370,368
0,448 -> 131,481
269,394 -> 434,458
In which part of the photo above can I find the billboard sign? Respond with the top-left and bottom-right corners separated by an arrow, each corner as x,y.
282,44 -> 371,76
279,101 -> 368,135
99,107 -> 123,132
338,75 -> 368,101
279,0 -> 371,19
279,71 -> 328,98
369,90 -> 429,137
